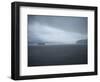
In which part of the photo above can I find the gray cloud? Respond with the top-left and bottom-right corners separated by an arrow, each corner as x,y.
28,15 -> 88,45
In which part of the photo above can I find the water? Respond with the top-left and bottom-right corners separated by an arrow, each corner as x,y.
28,44 -> 87,66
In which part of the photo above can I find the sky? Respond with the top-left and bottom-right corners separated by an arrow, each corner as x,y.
28,15 -> 88,45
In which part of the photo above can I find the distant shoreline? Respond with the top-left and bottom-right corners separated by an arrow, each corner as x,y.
28,43 -> 87,46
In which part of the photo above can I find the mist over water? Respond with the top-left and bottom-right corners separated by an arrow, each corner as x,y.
28,15 -> 88,66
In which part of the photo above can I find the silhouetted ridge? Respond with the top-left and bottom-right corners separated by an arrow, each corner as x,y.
77,39 -> 87,45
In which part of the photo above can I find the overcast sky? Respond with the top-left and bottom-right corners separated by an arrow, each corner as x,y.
28,15 -> 88,45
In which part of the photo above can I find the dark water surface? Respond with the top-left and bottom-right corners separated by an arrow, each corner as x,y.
28,45 -> 87,66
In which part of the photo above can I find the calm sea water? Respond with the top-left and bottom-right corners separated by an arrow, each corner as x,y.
28,44 -> 87,66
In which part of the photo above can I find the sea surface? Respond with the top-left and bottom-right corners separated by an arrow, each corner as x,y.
28,44 -> 87,66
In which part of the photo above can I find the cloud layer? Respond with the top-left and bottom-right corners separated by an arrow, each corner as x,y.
28,15 -> 87,45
